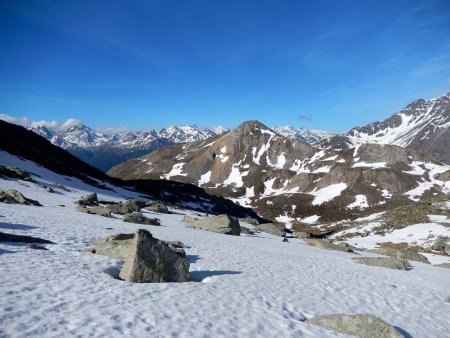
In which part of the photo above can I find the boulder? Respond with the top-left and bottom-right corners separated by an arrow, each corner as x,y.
431,237 -> 447,252
89,234 -> 187,260
28,244 -> 48,250
435,263 -> 450,269
445,244 -> 450,256
123,212 -> 161,226
305,239 -> 354,253
77,193 -> 98,206
183,214 -> 240,236
238,217 -> 260,226
77,205 -> 112,218
144,201 -> 169,213
0,189 -> 41,206
306,313 -> 404,338
91,233 -> 134,260
352,257 -> 411,270
108,200 -> 146,215
0,166 -> 34,182
119,229 -> 190,283
255,222 -> 285,236
371,247 -> 430,264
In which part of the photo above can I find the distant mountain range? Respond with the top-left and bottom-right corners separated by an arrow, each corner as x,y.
24,124 -> 228,171
19,121 -> 333,172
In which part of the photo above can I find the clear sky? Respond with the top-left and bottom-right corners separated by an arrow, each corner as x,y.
0,0 -> 449,132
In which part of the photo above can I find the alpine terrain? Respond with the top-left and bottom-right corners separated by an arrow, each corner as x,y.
25,123 -> 228,171
324,92 -> 450,164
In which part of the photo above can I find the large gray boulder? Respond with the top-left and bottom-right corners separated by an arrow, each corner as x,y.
183,214 -> 240,236
77,193 -> 98,206
119,229 -> 190,283
0,189 -> 41,206
123,212 -> 161,225
306,313 -> 404,338
144,201 -> 170,214
305,239 -> 354,253
352,257 -> 411,270
254,222 -> 285,236
371,247 -> 430,264
431,237 -> 447,252
77,205 -> 112,218
91,233 -> 134,260
108,200 -> 146,215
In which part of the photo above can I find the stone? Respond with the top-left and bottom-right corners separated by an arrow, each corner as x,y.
119,229 -> 190,283
0,189 -> 41,206
306,313 -> 404,338
77,193 -> 98,206
28,244 -> 48,250
91,233 -> 135,260
435,263 -> 450,269
305,239 -> 354,253
123,212 -> 161,226
108,200 -> 146,215
294,231 -> 311,239
240,226 -> 251,234
238,217 -> 260,226
352,257 -> 411,270
0,166 -> 34,182
445,244 -> 450,256
183,214 -> 240,236
254,222 -> 285,236
282,238 -> 289,243
144,201 -> 169,213
77,205 -> 112,218
432,237 -> 447,252
0,231 -> 54,244
372,247 -> 430,264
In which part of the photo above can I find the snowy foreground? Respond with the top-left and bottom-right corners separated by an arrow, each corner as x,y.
1,154 -> 450,337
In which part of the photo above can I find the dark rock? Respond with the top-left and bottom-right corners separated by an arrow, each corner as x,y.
144,201 -> 170,213
77,193 -> 98,206
77,205 -> 112,218
0,189 -> 41,206
119,229 -> 190,283
28,244 -> 48,250
123,212 -> 161,225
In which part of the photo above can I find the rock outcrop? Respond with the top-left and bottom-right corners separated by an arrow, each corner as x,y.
371,247 -> 430,264
77,205 -> 112,218
305,239 -> 354,253
77,193 -> 98,206
352,257 -> 411,270
182,214 -> 240,236
119,229 -> 190,283
123,212 -> 161,225
306,313 -> 404,338
0,189 -> 41,206
144,201 -> 170,213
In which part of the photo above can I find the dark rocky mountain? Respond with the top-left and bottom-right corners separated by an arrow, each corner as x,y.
0,120 -> 260,219
109,120 -> 450,224
324,92 -> 450,164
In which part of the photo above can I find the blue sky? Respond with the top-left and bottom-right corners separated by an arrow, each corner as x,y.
0,0 -> 449,132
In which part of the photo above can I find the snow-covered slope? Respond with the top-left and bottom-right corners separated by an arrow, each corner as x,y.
326,92 -> 450,163
273,125 -> 334,144
1,151 -> 449,337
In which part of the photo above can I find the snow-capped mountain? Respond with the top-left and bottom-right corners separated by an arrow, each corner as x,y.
22,123 -> 228,171
325,92 -> 450,163
273,125 -> 334,144
109,120 -> 450,224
